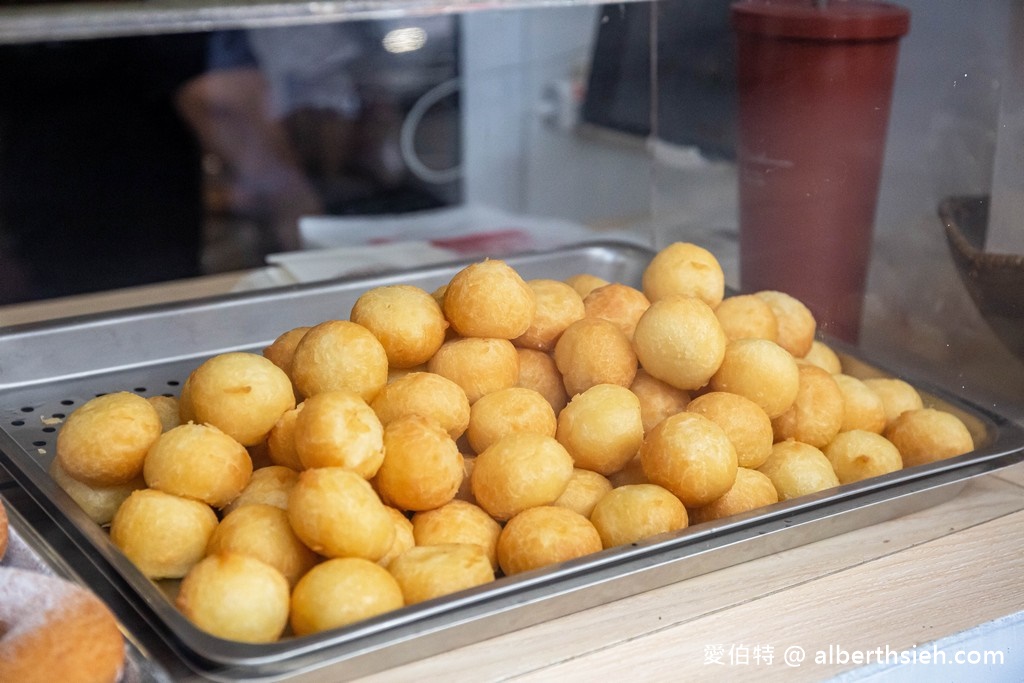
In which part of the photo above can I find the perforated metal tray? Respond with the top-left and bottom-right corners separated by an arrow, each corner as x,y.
1,241 -> 1022,681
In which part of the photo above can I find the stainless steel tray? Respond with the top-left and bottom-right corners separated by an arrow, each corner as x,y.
1,240 -> 1022,681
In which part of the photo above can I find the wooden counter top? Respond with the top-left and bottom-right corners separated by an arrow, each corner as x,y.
3,274 -> 1023,682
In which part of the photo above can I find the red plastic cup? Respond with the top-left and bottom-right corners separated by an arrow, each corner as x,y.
732,0 -> 910,343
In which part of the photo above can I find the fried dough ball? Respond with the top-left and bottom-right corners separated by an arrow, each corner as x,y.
553,468 -> 614,518
686,391 -> 774,470
266,404 -> 304,470
143,422 -> 253,509
803,340 -> 843,374
862,377 -> 924,429
377,506 -> 416,568
771,364 -> 845,448
629,369 -> 690,434
757,440 -> 839,501
633,296 -> 727,391
412,499 -> 503,571
497,506 -> 602,576
376,414 -> 463,512
607,455 -> 649,488
262,326 -> 311,376
48,457 -> 145,526
206,504 -> 319,587
641,241 -> 725,307
388,544 -> 495,604
455,455 -> 477,503
371,371 -> 471,440
467,387 -> 557,454
823,430 -> 903,484
187,352 -> 296,446
178,375 -> 197,424
516,348 -> 570,414
555,384 -> 643,475
590,484 -> 688,549
565,272 -> 610,299
639,411 -> 738,508
753,291 -> 816,358
56,391 -> 162,487
513,279 -> 585,352
147,395 -> 182,433
290,558 -> 405,636
222,465 -> 298,515
288,467 -> 395,561
833,374 -> 887,434
470,432 -> 574,521
884,408 -> 975,468
689,467 -> 779,524
110,488 -> 218,579
708,338 -> 800,419
443,259 -> 536,339
714,294 -> 779,342
290,320 -> 389,402
427,337 -> 520,404
294,390 -> 384,478
583,282 -> 651,340
554,318 -> 638,397
351,285 -> 449,368
176,552 -> 290,643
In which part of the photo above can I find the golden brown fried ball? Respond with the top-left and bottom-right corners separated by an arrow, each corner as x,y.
632,295 -> 727,391
56,391 -> 163,487
582,282 -> 651,341
862,377 -> 924,429
287,467 -> 395,561
554,318 -> 638,397
176,552 -> 290,643
515,348 -> 570,414
412,499 -> 502,571
388,544 -> 495,604
377,506 -> 416,568
222,465 -> 298,515
757,440 -> 839,501
513,279 -> 586,352
823,430 -> 903,484
290,320 -> 389,402
641,241 -> 725,307
467,387 -> 557,455
589,484 -> 688,549
147,395 -> 182,433
187,352 -> 296,447
48,457 -> 145,526
497,506 -> 602,576
689,467 -> 779,524
803,340 -> 843,374
565,273 -> 610,299
443,259 -> 536,340
470,432 -> 574,521
639,411 -> 738,508
262,326 -> 311,376
714,294 -> 779,342
686,391 -> 774,470
290,557 -> 405,636
629,369 -> 690,434
771,363 -> 845,448
351,284 -> 449,368
143,422 -> 253,509
371,371 -> 471,441
293,390 -> 384,479
376,414 -> 464,512
110,488 -> 218,579
833,374 -> 887,434
607,455 -> 649,488
552,468 -> 614,518
265,404 -> 304,471
884,408 -> 975,468
753,291 -> 816,358
206,503 -> 319,588
427,337 -> 520,404
708,338 -> 800,419
555,384 -> 643,475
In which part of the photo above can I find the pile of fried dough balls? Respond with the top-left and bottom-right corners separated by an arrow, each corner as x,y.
51,241 -> 977,644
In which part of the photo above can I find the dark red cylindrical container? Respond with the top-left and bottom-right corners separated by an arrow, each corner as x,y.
732,0 -> 910,342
